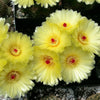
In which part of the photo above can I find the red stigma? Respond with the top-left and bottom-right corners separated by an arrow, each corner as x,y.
51,38 -> 55,43
45,60 -> 50,64
11,74 -> 16,79
14,49 -> 18,52
63,23 -> 67,27
82,36 -> 86,40
70,59 -> 75,64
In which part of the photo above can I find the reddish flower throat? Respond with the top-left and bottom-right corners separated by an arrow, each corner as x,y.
45,60 -> 50,64
51,38 -> 56,43
63,23 -> 67,27
11,74 -> 16,79
14,49 -> 18,52
70,59 -> 75,64
82,36 -> 86,40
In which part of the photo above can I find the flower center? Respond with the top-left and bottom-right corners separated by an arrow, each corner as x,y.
82,36 -> 86,40
7,71 -> 20,82
78,33 -> 88,45
45,60 -> 50,64
51,38 -> 56,43
11,74 -> 16,79
14,49 -> 18,53
70,58 -> 75,64
66,55 -> 78,66
43,56 -> 53,65
50,37 -> 59,47
63,23 -> 67,27
10,47 -> 21,56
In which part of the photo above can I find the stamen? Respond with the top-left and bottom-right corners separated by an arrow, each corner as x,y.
43,56 -> 53,65
51,38 -> 55,43
63,23 -> 67,27
7,71 -> 20,82
70,59 -> 75,64
45,60 -> 50,64
66,56 -> 78,66
11,74 -> 16,79
14,49 -> 18,53
78,34 -> 88,45
10,47 -> 21,56
82,36 -> 86,40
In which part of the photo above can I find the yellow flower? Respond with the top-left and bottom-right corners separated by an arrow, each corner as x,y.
46,9 -> 82,34
60,46 -> 95,84
0,58 -> 7,72
77,0 -> 100,4
0,63 -> 35,98
77,0 -> 95,4
32,46 -> 62,86
0,18 -> 9,44
12,0 -> 34,8
72,18 -> 100,56
33,23 -> 71,53
1,31 -> 33,64
96,0 -> 100,3
35,0 -> 60,8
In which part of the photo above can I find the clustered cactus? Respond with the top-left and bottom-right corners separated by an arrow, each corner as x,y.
0,0 -> 100,99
